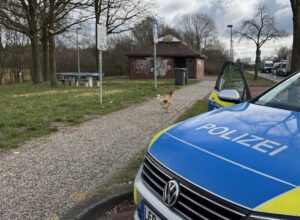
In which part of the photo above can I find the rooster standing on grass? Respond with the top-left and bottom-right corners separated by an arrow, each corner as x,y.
157,91 -> 173,113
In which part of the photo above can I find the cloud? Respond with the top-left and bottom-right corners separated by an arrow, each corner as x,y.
274,7 -> 293,35
232,36 -> 293,60
154,0 -> 294,59
155,0 -> 213,23
275,0 -> 291,7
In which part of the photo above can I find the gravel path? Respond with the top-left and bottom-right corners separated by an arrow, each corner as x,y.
0,80 -> 214,220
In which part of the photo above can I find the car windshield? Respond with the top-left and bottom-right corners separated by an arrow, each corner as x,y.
265,64 -> 273,67
255,72 -> 300,111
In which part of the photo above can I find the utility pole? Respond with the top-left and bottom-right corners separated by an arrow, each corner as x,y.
98,50 -> 103,104
0,26 -> 2,84
76,27 -> 82,75
227,24 -> 233,78
152,19 -> 158,89
154,41 -> 157,88
97,24 -> 107,106
130,38 -> 134,52
227,25 -> 233,62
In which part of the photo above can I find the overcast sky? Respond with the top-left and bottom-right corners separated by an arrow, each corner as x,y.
154,0 -> 293,62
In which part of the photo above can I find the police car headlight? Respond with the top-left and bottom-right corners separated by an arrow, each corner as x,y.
246,212 -> 300,220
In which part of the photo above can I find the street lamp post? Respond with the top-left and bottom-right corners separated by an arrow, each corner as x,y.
227,25 -> 233,62
152,19 -> 158,89
227,25 -> 233,78
76,27 -> 82,75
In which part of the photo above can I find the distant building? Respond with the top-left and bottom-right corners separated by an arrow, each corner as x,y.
126,35 -> 206,80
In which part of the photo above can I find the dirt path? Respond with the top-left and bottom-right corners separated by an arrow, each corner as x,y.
0,80 -> 214,220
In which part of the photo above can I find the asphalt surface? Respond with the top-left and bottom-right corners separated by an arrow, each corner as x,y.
0,80 -> 214,220
248,71 -> 286,83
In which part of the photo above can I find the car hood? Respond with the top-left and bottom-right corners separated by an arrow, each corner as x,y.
148,103 -> 300,209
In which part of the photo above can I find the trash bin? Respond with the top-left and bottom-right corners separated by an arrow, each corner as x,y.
175,68 -> 187,86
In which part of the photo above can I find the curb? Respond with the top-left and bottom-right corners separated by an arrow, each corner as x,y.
62,189 -> 133,220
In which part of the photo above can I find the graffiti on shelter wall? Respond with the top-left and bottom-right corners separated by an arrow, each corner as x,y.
134,58 -> 153,75
134,58 -> 171,76
157,58 -> 171,76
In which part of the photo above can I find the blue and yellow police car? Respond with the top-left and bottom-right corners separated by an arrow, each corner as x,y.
134,62 -> 300,220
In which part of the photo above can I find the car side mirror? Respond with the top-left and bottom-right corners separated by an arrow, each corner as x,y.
218,89 -> 241,103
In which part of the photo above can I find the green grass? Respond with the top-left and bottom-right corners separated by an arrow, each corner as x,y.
0,78 -> 199,149
245,72 -> 276,87
175,100 -> 209,123
221,71 -> 276,88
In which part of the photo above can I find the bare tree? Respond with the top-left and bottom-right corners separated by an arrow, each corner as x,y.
205,38 -> 230,75
94,0 -> 152,34
132,17 -> 155,46
40,0 -> 91,86
132,17 -> 181,47
0,26 -> 5,84
0,26 -> 29,84
236,4 -> 285,80
93,0 -> 153,69
5,28 -> 28,82
0,0 -> 44,84
178,13 -> 216,53
41,0 -> 50,81
0,0 -> 90,85
275,46 -> 292,61
290,1 -> 300,72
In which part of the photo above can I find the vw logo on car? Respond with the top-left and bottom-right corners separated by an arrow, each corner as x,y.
163,179 -> 180,207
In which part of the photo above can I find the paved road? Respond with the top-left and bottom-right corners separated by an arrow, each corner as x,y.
248,71 -> 285,83
0,80 -> 214,220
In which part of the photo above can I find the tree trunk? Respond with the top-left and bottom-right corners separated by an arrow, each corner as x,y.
95,22 -> 99,72
49,34 -> 57,86
0,32 -> 3,85
254,46 -> 260,80
42,30 -> 50,81
30,36 -> 43,84
48,0 -> 57,87
291,3 -> 300,73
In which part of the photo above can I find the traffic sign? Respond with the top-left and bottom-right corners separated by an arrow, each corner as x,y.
97,24 -> 107,51
152,20 -> 158,44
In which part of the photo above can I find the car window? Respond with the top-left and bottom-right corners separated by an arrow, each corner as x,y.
218,63 -> 248,101
255,72 -> 300,111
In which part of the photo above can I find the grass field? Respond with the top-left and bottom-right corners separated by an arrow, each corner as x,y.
221,71 -> 276,88
175,100 -> 209,123
0,78 -> 198,149
245,72 -> 276,87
